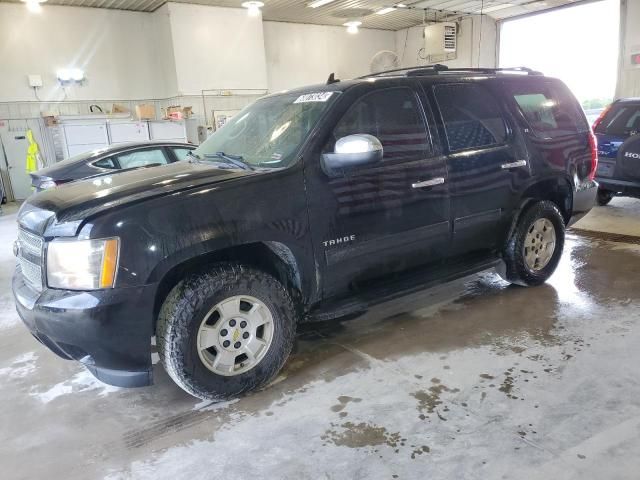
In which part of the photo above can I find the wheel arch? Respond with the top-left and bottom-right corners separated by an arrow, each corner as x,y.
505,176 -> 573,244
151,241 -> 306,331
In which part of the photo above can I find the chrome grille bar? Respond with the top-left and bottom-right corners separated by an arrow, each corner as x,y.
16,228 -> 44,292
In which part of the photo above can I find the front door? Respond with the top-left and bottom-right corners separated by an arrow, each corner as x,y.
305,83 -> 451,298
430,81 -> 530,254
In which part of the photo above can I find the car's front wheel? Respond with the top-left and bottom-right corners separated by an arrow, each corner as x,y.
499,200 -> 565,287
157,263 -> 296,400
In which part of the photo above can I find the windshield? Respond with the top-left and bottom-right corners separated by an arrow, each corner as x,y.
595,103 -> 640,136
194,91 -> 339,169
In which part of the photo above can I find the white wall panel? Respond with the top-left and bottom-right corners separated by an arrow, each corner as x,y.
395,16 -> 498,70
263,22 -> 396,92
166,3 -> 269,95
0,3 -> 162,102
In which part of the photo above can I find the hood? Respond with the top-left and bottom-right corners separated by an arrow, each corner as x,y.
18,161 -> 254,236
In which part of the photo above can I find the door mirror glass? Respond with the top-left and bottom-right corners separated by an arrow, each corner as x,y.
321,134 -> 383,177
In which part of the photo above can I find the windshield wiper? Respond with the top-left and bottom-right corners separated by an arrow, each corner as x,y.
203,152 -> 253,171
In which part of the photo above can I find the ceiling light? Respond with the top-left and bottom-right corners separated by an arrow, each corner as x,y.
396,3 -> 407,7
480,3 -> 515,13
376,7 -> 395,15
22,0 -> 46,13
241,1 -> 263,16
308,0 -> 336,8
344,21 -> 362,34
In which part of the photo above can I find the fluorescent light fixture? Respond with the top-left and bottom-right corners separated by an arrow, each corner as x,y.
56,69 -> 71,82
479,3 -> 515,13
396,3 -> 407,7
241,1 -> 263,16
70,68 -> 85,81
344,21 -> 362,34
57,68 -> 85,83
308,0 -> 336,8
376,7 -> 395,14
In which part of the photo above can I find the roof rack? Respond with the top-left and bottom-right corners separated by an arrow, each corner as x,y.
358,65 -> 543,79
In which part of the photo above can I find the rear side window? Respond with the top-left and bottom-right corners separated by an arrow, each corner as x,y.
115,148 -> 169,169
171,147 -> 193,161
509,81 -> 587,138
594,104 -> 640,136
434,84 -> 507,152
93,158 -> 116,169
331,87 -> 432,163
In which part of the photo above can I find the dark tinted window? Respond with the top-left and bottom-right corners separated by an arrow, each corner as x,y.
509,81 -> 587,138
93,158 -> 116,169
434,84 -> 507,151
115,148 -> 169,169
594,103 -> 640,136
331,87 -> 431,162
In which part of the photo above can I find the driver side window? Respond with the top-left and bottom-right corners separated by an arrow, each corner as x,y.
329,87 -> 432,164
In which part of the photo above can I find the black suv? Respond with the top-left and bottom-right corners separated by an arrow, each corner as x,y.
13,66 -> 597,400
592,97 -> 640,205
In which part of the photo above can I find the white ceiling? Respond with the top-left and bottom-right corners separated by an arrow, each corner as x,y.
1,0 -> 590,29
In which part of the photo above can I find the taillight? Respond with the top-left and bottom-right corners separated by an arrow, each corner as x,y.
588,129 -> 598,181
592,104 -> 612,132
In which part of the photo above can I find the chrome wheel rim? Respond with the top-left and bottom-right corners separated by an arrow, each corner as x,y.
197,295 -> 274,377
523,218 -> 556,271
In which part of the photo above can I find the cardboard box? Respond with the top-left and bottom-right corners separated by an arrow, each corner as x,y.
163,105 -> 193,120
41,115 -> 58,127
112,103 -> 129,114
135,104 -> 156,120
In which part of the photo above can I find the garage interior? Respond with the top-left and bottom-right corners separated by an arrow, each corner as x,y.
1,0 -> 640,478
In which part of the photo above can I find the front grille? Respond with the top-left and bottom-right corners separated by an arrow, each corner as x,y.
17,228 -> 44,292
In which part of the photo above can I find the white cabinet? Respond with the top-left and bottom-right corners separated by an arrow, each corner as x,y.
108,122 -> 150,144
148,121 -> 187,142
62,123 -> 109,158
67,143 -> 108,157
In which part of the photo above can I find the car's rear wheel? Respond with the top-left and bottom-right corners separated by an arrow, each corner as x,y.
499,200 -> 565,287
596,188 -> 614,206
157,263 -> 296,400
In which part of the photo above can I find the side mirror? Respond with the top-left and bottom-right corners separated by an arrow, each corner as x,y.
321,134 -> 383,177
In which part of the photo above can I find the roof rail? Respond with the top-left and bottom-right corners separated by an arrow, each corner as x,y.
359,65 -> 543,79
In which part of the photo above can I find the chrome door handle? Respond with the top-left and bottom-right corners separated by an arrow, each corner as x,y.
412,177 -> 445,189
501,160 -> 527,169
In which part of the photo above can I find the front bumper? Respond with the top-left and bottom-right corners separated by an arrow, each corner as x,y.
567,180 -> 598,227
13,270 -> 156,388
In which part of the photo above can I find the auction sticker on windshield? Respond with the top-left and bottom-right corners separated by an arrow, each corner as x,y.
294,92 -> 334,103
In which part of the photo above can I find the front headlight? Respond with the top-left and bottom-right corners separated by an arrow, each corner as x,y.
47,238 -> 119,290
39,179 -> 57,190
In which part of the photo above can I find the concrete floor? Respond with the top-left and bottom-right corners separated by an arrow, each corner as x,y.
2,199 -> 640,480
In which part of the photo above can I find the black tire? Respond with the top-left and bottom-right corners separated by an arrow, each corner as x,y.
499,200 -> 565,287
157,263 -> 297,400
596,188 -> 614,206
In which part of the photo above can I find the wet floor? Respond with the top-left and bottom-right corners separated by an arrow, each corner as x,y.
1,200 -> 640,479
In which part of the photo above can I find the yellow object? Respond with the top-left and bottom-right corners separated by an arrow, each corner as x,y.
99,238 -> 120,288
25,129 -> 43,174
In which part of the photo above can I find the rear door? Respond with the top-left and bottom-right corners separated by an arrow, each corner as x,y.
430,81 -> 530,255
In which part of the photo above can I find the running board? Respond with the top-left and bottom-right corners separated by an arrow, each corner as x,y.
306,254 -> 502,322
